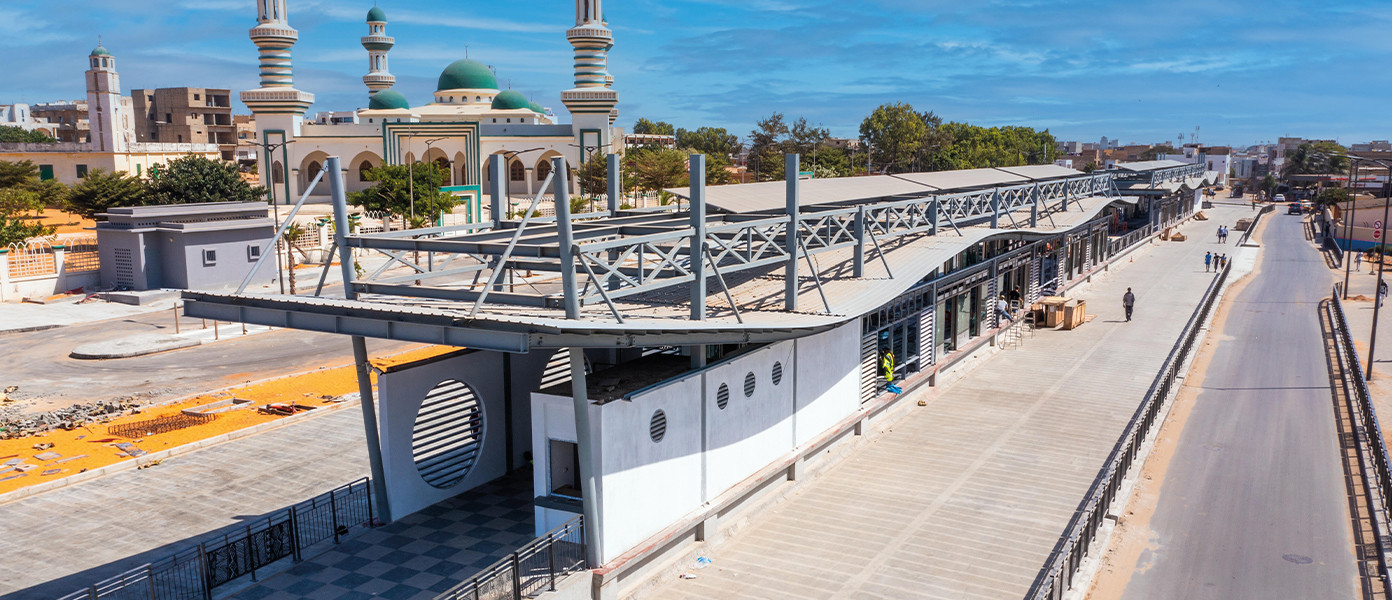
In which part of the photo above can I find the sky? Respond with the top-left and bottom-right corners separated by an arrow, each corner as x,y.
3,0 -> 1391,148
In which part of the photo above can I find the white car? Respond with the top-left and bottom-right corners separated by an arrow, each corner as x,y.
1274,194 -> 1287,203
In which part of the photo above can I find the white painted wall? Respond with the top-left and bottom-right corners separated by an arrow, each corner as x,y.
377,351 -> 508,521
527,321 -> 865,565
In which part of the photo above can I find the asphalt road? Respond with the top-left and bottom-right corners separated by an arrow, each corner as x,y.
1119,212 -> 1359,598
0,307 -> 416,412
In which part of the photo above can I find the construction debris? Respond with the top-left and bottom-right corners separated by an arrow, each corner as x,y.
0,398 -> 143,440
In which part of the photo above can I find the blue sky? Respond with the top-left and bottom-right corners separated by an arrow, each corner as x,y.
3,0 -> 1390,148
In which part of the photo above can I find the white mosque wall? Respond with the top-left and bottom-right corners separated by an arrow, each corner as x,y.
377,350 -> 510,521
528,321 -> 864,565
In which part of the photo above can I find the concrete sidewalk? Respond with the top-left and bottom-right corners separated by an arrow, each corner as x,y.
648,205 -> 1253,600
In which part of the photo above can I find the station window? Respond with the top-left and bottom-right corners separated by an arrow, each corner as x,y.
247,245 -> 261,261
549,439 -> 581,499
203,249 -> 217,266
38,165 -> 53,180
75,164 -> 88,178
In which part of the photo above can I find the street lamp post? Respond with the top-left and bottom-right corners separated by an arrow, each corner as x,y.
1344,159 -> 1359,298
1335,153 -> 1392,380
263,139 -> 294,294
499,147 -> 546,218
420,137 -> 447,224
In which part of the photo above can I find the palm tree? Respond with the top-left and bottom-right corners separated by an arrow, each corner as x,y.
281,223 -> 305,294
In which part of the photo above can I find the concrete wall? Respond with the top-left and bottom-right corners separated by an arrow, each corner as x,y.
162,227 -> 276,290
377,351 -> 509,521
528,321 -> 864,565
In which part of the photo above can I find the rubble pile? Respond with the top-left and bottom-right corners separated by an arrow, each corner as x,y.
0,396 -> 143,439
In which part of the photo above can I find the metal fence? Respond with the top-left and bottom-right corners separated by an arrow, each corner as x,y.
64,235 -> 101,273
1025,205 -> 1273,599
434,516 -> 586,600
57,478 -> 373,600
1105,224 -> 1154,256
7,238 -> 57,278
1328,285 -> 1392,596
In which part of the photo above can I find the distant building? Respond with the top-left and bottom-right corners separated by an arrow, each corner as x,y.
0,103 -> 60,138
1352,141 -> 1392,153
824,138 -> 861,151
234,114 -> 258,163
132,87 -> 236,160
0,45 -> 219,184
624,133 -> 676,149
312,111 -> 359,125
1057,140 -> 1083,155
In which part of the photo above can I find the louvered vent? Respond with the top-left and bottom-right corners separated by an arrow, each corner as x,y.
412,379 -> 483,489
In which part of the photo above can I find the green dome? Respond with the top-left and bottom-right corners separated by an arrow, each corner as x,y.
491,90 -> 530,110
436,59 -> 497,91
368,89 -> 410,110
90,46 -> 112,57
529,101 -> 545,114
366,6 -> 387,22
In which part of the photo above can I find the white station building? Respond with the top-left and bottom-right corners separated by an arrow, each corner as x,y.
243,0 -> 623,214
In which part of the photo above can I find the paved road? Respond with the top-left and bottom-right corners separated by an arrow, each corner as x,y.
1116,212 -> 1358,598
649,206 -> 1252,600
0,306 -> 414,412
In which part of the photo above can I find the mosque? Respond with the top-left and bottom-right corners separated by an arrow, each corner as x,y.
244,0 -> 622,212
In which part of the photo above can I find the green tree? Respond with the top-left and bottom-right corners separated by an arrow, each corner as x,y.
858,103 -> 942,173
675,127 -> 742,158
0,160 -> 40,188
631,148 -> 689,199
1261,173 -> 1279,198
1282,141 -> 1349,179
748,113 -> 789,181
1316,186 -> 1350,208
66,169 -> 149,218
147,154 -> 265,205
632,118 -> 675,136
807,146 -> 852,178
281,222 -> 305,295
349,162 -> 459,229
0,187 -> 41,216
0,214 -> 54,246
0,126 -> 56,144
576,152 -> 608,198
1081,162 -> 1098,173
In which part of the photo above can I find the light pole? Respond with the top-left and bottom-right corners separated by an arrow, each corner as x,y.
499,147 -> 546,218
263,139 -> 293,294
1326,151 -> 1392,380
419,137 -> 447,224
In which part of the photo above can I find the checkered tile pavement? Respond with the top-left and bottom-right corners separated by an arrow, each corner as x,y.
232,472 -> 536,600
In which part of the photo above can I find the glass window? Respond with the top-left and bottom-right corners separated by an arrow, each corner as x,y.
38,165 -> 53,180
76,164 -> 88,178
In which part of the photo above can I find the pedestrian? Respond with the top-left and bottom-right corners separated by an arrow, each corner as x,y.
1217,225 -> 1223,243
1222,225 -> 1228,243
1356,252 -> 1363,272
1205,251 -> 1212,272
1123,287 -> 1136,322
1220,254 -> 1228,269
1008,286 -> 1022,305
1381,279 -> 1388,308
996,295 -> 1012,323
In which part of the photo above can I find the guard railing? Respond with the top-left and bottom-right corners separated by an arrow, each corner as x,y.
433,516 -> 586,600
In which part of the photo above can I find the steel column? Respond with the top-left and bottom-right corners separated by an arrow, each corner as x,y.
489,154 -> 505,226
606,153 -> 620,215
553,157 -> 580,319
928,198 -> 938,236
854,205 -> 866,278
1031,184 -> 1040,227
329,155 -> 391,525
785,154 -> 800,311
690,154 -> 707,321
991,190 -> 1001,229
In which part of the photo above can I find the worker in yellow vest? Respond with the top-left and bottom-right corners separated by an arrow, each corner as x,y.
880,347 -> 901,394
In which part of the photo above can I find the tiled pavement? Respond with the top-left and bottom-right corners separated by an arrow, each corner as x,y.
231,473 -> 536,600
649,205 -> 1256,600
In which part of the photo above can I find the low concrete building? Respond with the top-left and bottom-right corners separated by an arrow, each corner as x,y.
96,202 -> 276,291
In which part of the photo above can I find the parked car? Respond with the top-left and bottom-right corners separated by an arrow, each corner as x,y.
1275,194 -> 1287,203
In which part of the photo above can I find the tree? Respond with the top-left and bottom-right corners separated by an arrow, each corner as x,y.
630,148 -> 689,200
1082,162 -> 1098,173
676,127 -> 742,158
0,126 -> 56,144
632,118 -> 675,136
576,152 -> 608,198
147,154 -> 265,205
66,169 -> 149,218
349,162 -> 459,229
748,113 -> 789,181
281,222 -> 305,295
0,187 -> 41,216
1282,141 -> 1348,179
1138,144 -> 1178,161
1261,173 -> 1279,198
859,103 -> 940,173
0,160 -> 39,189
0,214 -> 53,246
1316,186 -> 1350,208
807,146 -> 852,178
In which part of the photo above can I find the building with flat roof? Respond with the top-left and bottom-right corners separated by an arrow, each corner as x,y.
132,87 -> 236,160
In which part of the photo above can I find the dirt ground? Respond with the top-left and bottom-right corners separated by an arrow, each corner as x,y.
0,345 -> 452,495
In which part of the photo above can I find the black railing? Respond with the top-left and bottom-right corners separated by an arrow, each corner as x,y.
434,516 -> 586,600
1328,284 -> 1392,595
57,477 -> 373,600
1026,205 -> 1273,599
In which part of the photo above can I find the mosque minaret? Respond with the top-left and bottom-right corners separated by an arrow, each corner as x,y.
241,0 -> 314,134
361,6 -> 396,97
561,0 -> 620,155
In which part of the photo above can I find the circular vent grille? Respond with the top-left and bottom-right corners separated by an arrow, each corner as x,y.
716,383 -> 730,410
650,410 -> 667,443
772,362 -> 784,386
744,372 -> 756,397
412,379 -> 484,489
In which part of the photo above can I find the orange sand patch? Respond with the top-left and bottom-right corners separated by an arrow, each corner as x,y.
21,209 -> 95,236
0,344 -> 454,495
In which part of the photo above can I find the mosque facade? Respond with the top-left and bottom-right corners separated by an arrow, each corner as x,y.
244,0 -> 623,211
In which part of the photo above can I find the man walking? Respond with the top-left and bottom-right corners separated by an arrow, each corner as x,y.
1205,251 -> 1212,272
1380,279 -> 1388,309
1123,287 -> 1136,322
1356,252 -> 1363,272
1217,225 -> 1223,243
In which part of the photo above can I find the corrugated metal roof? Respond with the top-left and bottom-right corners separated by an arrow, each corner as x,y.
994,164 -> 1083,179
668,175 -> 935,214
893,168 -> 1025,190
1114,159 -> 1189,171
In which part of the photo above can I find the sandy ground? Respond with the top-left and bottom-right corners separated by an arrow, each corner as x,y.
1084,214 -> 1270,599
0,344 -> 451,495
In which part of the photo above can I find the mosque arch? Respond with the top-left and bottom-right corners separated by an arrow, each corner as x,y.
349,151 -> 382,182
509,160 -> 525,182
272,161 -> 284,185
454,152 -> 470,186
434,157 -> 453,185
299,151 -> 331,195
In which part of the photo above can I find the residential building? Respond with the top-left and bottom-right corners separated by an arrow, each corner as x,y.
1352,141 -> 1392,153
132,87 -> 236,160
29,100 -> 92,143
234,114 -> 257,163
